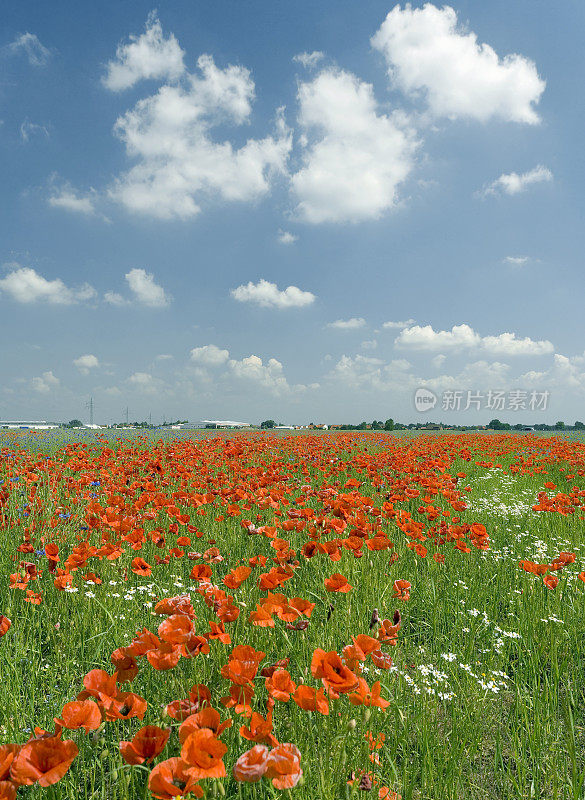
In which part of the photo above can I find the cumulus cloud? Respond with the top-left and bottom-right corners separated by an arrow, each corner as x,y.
104,291 -> 127,307
361,339 -> 378,350
105,269 -> 170,308
190,344 -> 230,366
231,279 -> 315,309
278,230 -> 298,245
73,354 -> 100,375
482,333 -> 553,357
382,318 -> 415,329
504,255 -> 530,266
7,33 -> 51,67
102,12 -> 185,91
0,266 -> 96,305
125,268 -> 169,307
327,317 -> 366,330
228,354 -> 291,395
126,371 -> 164,395
48,184 -> 97,216
481,165 -> 553,197
395,323 -> 553,356
291,68 -> 418,223
371,4 -> 545,124
293,51 -> 325,69
32,371 -> 59,394
20,120 -> 49,143
109,43 -> 291,218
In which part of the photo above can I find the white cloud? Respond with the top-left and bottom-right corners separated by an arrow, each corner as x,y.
7,33 -> 51,67
155,354 -> 173,361
0,266 -> 96,305
293,51 -> 324,69
73,354 -> 100,375
125,268 -> 170,307
291,68 -> 418,223
481,165 -> 553,197
504,255 -> 530,266
127,371 -> 164,395
371,4 -> 545,124
278,230 -> 298,245
396,323 -> 480,350
102,12 -> 185,91
20,120 -> 49,143
327,317 -> 366,330
32,371 -> 59,394
104,291 -> 128,306
109,52 -> 291,219
190,344 -> 230,367
382,318 -> 415,329
228,354 -> 291,395
482,333 -> 553,357
432,354 -> 446,369
231,279 -> 315,309
361,339 -> 378,350
396,323 -> 553,356
48,185 -> 97,216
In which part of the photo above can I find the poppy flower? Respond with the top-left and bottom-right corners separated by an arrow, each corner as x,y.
180,730 -> 227,779
265,669 -> 296,702
179,708 -> 232,744
10,736 -> 78,787
348,678 -> 390,709
148,757 -> 203,799
543,574 -> 559,590
119,725 -> 170,765
131,557 -> 152,576
55,700 -> 102,733
0,617 -> 11,638
155,595 -> 196,619
110,647 -> 139,683
292,685 -> 329,715
392,579 -> 411,601
311,649 -> 358,695
158,614 -> 193,645
324,573 -> 352,593
232,745 -> 270,782
0,746 -> 19,781
239,706 -> 278,746
0,781 -> 16,800
147,640 -> 182,671
265,743 -> 303,789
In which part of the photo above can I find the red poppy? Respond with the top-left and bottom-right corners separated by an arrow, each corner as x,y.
264,743 -> 303,789
148,757 -> 203,799
232,744 -> 270,782
0,617 -> 11,638
10,736 -> 78,787
324,573 -> 352,593
55,700 -> 102,733
120,725 -> 170,765
180,730 -> 227,779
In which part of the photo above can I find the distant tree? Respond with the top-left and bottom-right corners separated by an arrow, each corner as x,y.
384,418 -> 395,431
575,421 -> 585,430
357,421 -> 367,430
260,420 -> 275,429
555,421 -> 565,429
487,419 -> 505,430
67,419 -> 83,428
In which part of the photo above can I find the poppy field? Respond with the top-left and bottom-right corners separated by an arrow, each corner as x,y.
1,430 -> 585,800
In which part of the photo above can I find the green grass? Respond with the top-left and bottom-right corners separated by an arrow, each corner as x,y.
1,431 -> 585,800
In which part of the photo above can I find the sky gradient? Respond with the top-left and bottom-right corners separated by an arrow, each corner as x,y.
1,1 -> 583,425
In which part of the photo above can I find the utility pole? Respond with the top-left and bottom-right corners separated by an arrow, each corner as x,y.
125,406 -> 129,426
85,397 -> 94,425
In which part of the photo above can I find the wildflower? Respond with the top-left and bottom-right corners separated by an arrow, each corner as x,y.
10,736 -> 78,787
119,725 -> 170,765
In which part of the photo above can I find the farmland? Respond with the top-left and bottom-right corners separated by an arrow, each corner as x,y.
1,430 -> 585,800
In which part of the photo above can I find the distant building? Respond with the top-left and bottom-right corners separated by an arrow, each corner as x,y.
201,420 -> 252,429
0,420 -> 59,430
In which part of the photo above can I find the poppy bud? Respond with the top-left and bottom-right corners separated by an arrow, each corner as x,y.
358,774 -> 373,791
369,609 -> 380,630
362,708 -> 371,724
347,719 -> 357,731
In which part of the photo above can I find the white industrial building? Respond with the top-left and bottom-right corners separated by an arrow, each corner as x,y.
0,420 -> 59,430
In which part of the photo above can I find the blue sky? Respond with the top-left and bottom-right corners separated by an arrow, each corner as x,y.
1,0 -> 583,425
